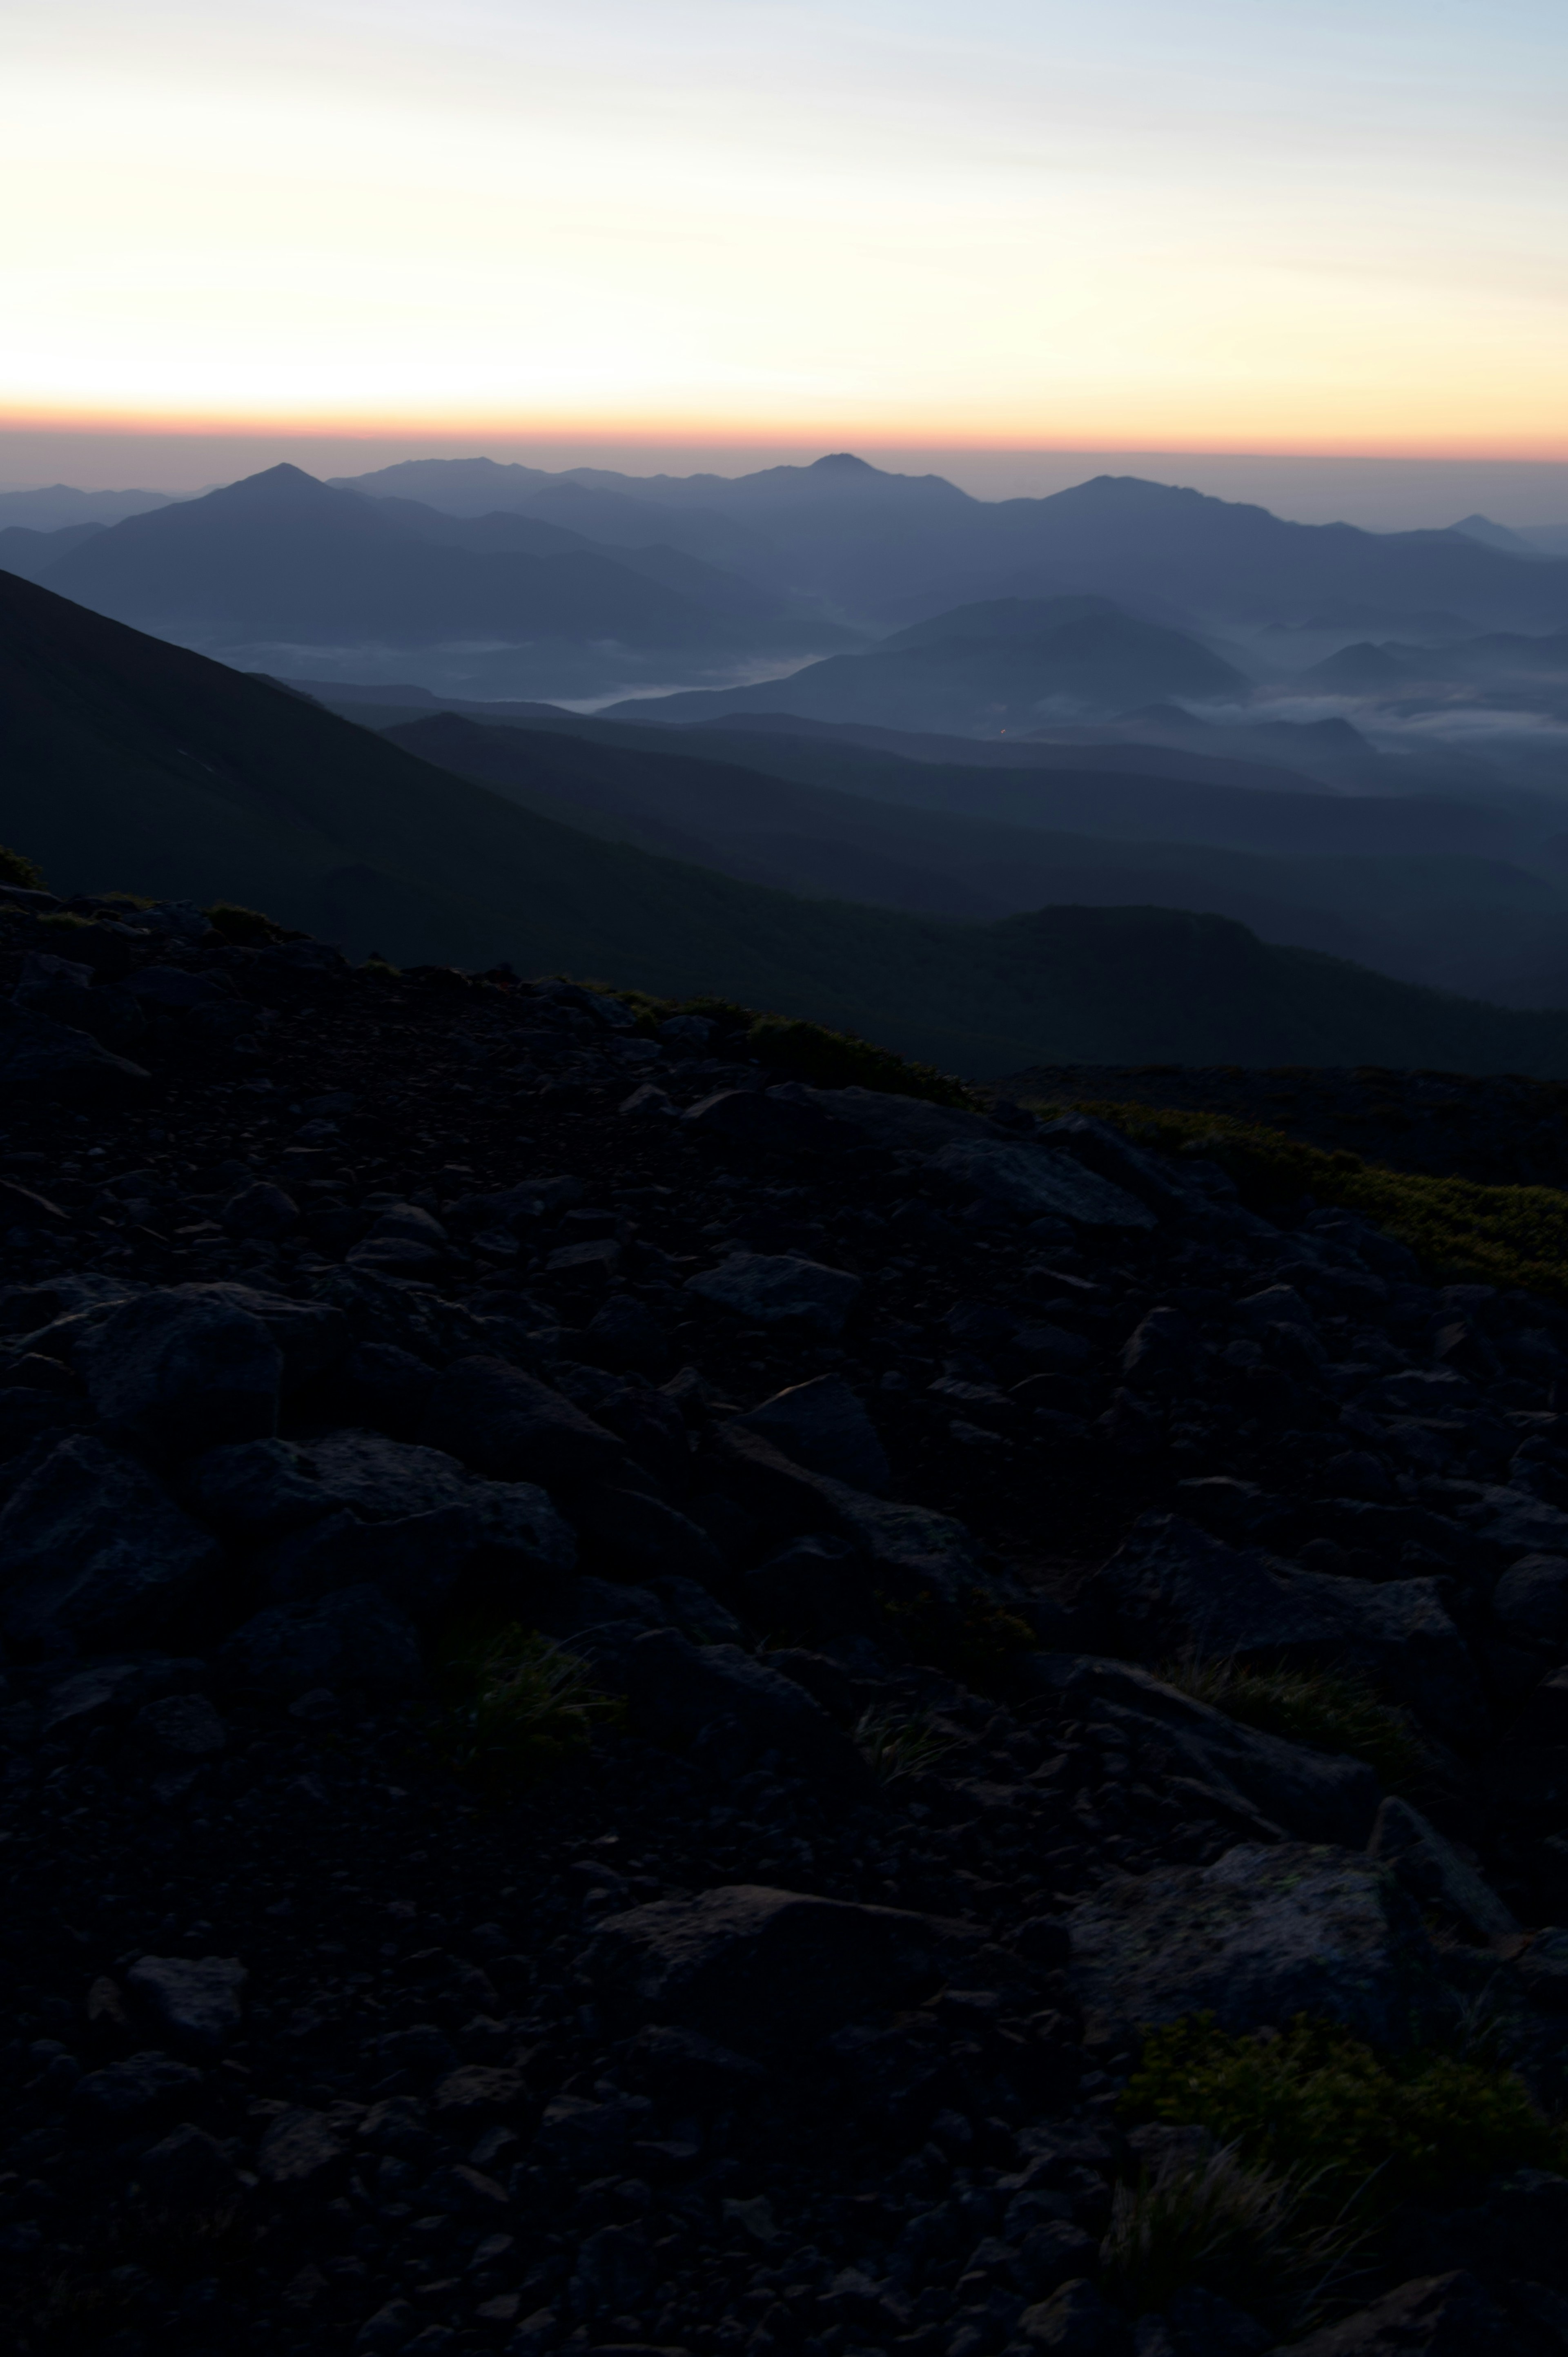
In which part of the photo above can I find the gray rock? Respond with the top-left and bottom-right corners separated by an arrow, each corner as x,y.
68,2050 -> 203,2130
134,1692 -> 228,1758
40,1654 -> 203,1737
733,1374 -> 890,1492
1517,1927 -> 1568,2010
0,1435 -> 224,1654
126,1954 -> 247,2056
793,1084 -> 993,1154
171,1283 -> 349,1388
1068,1842 -> 1438,2047
1016,2279 -> 1131,2352
256,2106 -> 348,2188
1368,1795 -> 1519,1942
532,2092 -> 655,2172
579,1295 -> 671,1378
0,1002 -> 149,1097
682,1088 -> 851,1157
617,1627 -> 868,1786
135,2123 -> 239,2217
1272,2272 -> 1507,2354
254,1489 -> 576,1623
216,1584 -> 425,1698
1493,1552 -> 1568,1643
925,1140 -> 1156,1231
686,1251 -> 862,1338
1091,1515 -> 1483,1736
709,1423 -> 986,1606
77,1287 -> 282,1454
570,1486 -> 726,1585
221,1181 -> 299,1240
182,1438 -> 342,1539
741,1534 -> 873,1641
1026,1655 -> 1380,1846
421,1356 -> 628,1487
1466,1485 -> 1568,1556
588,1883 -> 985,2049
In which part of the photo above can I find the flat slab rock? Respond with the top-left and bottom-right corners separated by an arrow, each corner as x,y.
1091,1513 -> 1484,1736
685,1251 -> 862,1338
1274,2270 -> 1509,2354
1068,1840 -> 1438,2048
586,1883 -> 988,2050
125,1953 -> 248,2056
924,1139 -> 1156,1231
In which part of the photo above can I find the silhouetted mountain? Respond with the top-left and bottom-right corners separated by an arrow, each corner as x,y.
1448,515 -> 1542,557
328,456 -> 773,571
604,599 -> 1248,730
0,484 -> 175,531
336,454 -> 1568,633
10,565 -> 1568,1073
34,467 -> 855,688
0,521 -> 105,583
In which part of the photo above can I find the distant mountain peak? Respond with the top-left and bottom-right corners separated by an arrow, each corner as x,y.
209,462 -> 335,505
809,452 -> 877,473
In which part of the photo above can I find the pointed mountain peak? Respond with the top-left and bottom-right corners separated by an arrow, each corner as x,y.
207,462 -> 334,505
809,452 -> 877,473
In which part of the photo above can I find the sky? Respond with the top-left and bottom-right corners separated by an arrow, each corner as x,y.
7,0 -> 1568,463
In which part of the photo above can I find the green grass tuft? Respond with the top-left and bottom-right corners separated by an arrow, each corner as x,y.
854,1706 -> 961,1784
613,987 -> 978,1108
1122,2013 -> 1564,2220
439,1626 -> 620,1790
1158,1658 -> 1429,1793
1100,2139 -> 1365,2332
204,900 -> 302,946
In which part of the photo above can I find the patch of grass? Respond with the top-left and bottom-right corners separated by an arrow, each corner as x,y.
1158,1657 -> 1429,1793
1100,2139 -> 1365,2333
1027,1095 -> 1568,1304
1122,2013 -> 1566,2221
882,1588 -> 1038,1694
204,900 -> 303,946
35,910 -> 93,932
613,988 -> 979,1108
854,1706 -> 962,1784
439,1625 -> 620,1790
0,842 -> 47,890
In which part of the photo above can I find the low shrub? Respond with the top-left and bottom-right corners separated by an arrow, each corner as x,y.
0,843 -> 46,891
1159,1658 -> 1428,1793
204,901 -> 301,946
439,1626 -> 619,1789
611,987 -> 978,1108
1100,2139 -> 1363,2333
1122,2013 -> 1565,2219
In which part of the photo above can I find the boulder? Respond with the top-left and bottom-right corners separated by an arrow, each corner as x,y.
0,1002 -> 149,1098
77,1287 -> 282,1456
252,1487 -> 575,1623
708,1423 -> 985,1606
1091,1515 -> 1484,1736
1014,2279 -> 1131,2353
0,1434 -> 224,1654
686,1251 -> 862,1339
733,1375 -> 891,1493
1026,1655 -> 1380,1846
682,1088 -> 851,1157
1068,1842 -> 1439,2048
1493,1552 -> 1568,1644
1517,1927 -> 1568,2010
421,1356 -> 628,1487
793,1085 -> 994,1155
216,1584 -> 425,1698
1466,1486 -> 1568,1556
740,1534 -> 874,1641
588,1883 -> 985,2049
172,1283 -> 349,1388
569,1487 -> 727,1585
924,1141 -> 1156,1231
221,1181 -> 299,1240
617,1627 -> 868,1786
135,2124 -> 239,2217
125,1954 -> 247,2056
133,1692 -> 228,1759
577,1295 -> 672,1378
68,2051 -> 203,2132
1368,1795 -> 1519,1943
1272,2272 -> 1508,2355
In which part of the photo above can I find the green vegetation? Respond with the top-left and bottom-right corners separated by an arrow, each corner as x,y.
1159,1659 -> 1429,1793
0,842 -> 46,890
853,1706 -> 961,1783
1031,1095 -> 1568,1302
617,988 -> 977,1107
203,900 -> 301,946
1122,2014 -> 1564,2219
1100,2140 -> 1363,2334
438,1626 -> 619,1791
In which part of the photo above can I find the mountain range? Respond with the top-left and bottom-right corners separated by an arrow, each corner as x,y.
10,563 -> 1568,1074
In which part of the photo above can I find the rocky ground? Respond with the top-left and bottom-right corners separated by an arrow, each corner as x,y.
3,887 -> 1568,2355
997,1061 -> 1568,1186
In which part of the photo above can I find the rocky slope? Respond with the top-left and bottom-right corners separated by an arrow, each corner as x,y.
3,891 -> 1568,2356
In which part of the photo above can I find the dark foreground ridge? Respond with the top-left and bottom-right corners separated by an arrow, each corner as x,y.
4,896 -> 1568,2355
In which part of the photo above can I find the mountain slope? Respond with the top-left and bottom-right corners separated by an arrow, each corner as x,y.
605,601 -> 1249,729
8,569 -> 1568,1075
